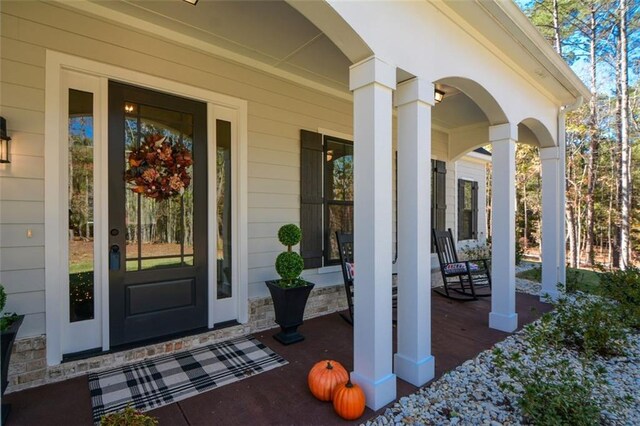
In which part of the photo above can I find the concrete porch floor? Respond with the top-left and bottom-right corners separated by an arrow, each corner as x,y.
3,292 -> 552,425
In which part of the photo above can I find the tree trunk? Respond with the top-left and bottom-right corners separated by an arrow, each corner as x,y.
584,4 -> 599,265
619,0 -> 630,269
552,0 -> 563,55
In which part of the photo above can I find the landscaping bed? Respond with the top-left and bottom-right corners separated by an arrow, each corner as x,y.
368,268 -> 640,425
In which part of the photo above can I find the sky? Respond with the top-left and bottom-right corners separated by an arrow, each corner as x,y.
515,0 -> 639,95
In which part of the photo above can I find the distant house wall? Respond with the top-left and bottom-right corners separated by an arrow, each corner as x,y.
454,156 -> 489,245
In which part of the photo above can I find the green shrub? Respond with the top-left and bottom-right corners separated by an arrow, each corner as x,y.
275,252 -> 304,283
599,266 -> 640,329
273,224 -> 307,288
458,241 -> 491,261
528,295 -> 628,358
0,284 -> 6,312
278,224 -> 301,248
0,284 -> 19,332
100,406 -> 158,426
494,347 -> 602,425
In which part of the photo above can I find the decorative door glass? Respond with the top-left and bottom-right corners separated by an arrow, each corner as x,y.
123,102 -> 194,271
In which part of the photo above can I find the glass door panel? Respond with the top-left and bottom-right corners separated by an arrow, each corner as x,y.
68,89 -> 95,323
123,103 -> 195,271
216,120 -> 232,299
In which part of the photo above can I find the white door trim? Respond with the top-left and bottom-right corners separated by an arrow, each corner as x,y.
45,50 -> 248,365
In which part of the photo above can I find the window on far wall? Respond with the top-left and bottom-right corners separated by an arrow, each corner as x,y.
432,160 -> 447,251
458,179 -> 478,240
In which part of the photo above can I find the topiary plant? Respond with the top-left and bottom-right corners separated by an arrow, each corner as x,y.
0,284 -> 6,313
274,224 -> 306,288
0,284 -> 19,331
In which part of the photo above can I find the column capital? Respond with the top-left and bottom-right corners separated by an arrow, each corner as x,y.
540,146 -> 560,161
489,122 -> 518,142
395,78 -> 434,107
349,56 -> 396,92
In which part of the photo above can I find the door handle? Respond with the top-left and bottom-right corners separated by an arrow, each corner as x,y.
109,245 -> 121,271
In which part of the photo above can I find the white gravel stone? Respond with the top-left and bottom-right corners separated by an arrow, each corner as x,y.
367,292 -> 640,426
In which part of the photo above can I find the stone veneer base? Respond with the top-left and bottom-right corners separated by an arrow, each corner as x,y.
6,284 -> 348,394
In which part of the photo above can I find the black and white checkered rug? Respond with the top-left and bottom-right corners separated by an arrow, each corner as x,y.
88,335 -> 287,423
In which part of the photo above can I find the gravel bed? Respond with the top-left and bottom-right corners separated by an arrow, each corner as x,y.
366,292 -> 640,425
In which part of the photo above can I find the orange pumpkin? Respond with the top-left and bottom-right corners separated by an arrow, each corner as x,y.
308,360 -> 349,401
332,376 -> 366,420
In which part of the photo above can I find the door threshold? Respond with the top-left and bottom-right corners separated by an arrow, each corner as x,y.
62,321 -> 242,364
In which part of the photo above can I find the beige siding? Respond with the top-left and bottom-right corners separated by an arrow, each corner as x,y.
0,1 -> 492,338
0,0 -> 353,337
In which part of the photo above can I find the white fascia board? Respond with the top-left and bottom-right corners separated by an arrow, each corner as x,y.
483,1 -> 590,101
462,151 -> 491,163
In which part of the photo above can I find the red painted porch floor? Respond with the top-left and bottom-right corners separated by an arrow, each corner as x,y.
4,293 -> 551,425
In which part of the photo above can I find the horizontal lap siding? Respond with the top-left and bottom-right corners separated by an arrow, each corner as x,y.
0,0 -> 352,332
1,9 -> 47,338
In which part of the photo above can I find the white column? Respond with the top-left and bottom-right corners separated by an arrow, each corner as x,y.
557,137 -> 567,286
489,123 -> 518,332
540,146 -> 563,300
349,56 -> 396,410
393,78 -> 435,387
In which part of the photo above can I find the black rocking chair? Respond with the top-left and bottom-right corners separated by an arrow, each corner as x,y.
432,228 -> 491,301
336,232 -> 397,325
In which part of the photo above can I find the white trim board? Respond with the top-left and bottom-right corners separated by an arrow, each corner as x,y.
44,50 -> 249,365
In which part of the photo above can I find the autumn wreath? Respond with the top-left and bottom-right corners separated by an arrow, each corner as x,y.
124,134 -> 193,201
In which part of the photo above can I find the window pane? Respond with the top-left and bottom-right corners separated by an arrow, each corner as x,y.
217,120 -> 232,299
461,211 -> 473,240
464,181 -> 473,210
327,204 -> 354,262
123,103 -> 194,271
68,89 -> 95,322
325,139 -> 353,201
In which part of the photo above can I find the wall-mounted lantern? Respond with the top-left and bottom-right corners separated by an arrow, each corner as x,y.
0,116 -> 11,164
434,89 -> 445,104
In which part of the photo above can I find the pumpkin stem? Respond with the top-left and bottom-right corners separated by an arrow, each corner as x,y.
346,372 -> 353,388
326,361 -> 333,370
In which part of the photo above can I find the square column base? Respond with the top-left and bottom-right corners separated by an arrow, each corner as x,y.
351,371 -> 396,411
489,312 -> 518,332
394,353 -> 435,387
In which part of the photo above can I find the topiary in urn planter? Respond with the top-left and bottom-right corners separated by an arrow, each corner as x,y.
265,224 -> 315,345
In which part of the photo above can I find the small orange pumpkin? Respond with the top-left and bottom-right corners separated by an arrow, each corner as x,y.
332,375 -> 366,420
308,360 -> 349,401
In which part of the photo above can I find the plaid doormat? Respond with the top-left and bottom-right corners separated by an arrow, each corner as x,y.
88,335 -> 287,423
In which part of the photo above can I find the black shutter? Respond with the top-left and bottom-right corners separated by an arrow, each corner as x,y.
471,181 -> 478,239
457,179 -> 465,241
300,129 -> 323,268
434,160 -> 447,232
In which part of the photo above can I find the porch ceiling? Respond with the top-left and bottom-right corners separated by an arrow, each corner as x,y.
84,1 -> 491,131
432,88 -> 488,129
88,0 -> 352,91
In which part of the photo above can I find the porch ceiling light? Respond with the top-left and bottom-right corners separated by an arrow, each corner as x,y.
434,89 -> 445,104
182,0 -> 198,5
0,116 -> 11,164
